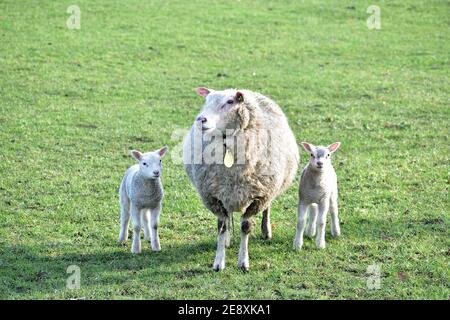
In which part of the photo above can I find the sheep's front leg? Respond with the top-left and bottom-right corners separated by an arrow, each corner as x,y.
305,204 -> 318,238
130,204 -> 142,254
213,216 -> 228,271
330,195 -> 340,238
142,209 -> 151,241
293,203 -> 308,250
237,217 -> 253,271
218,216 -> 231,249
118,196 -> 130,243
150,205 -> 161,251
261,206 -> 272,240
316,199 -> 330,249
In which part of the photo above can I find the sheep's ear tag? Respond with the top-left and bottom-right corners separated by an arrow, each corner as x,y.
224,148 -> 234,168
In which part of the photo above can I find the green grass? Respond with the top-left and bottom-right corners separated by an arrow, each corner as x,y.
0,0 -> 448,299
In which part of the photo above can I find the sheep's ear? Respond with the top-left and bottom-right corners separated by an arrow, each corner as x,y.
237,104 -> 250,129
158,145 -> 168,157
301,142 -> 314,153
236,91 -> 244,103
328,142 -> 341,153
195,87 -> 210,98
131,150 -> 142,161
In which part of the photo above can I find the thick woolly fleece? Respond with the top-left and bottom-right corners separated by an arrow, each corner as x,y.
183,90 -> 299,219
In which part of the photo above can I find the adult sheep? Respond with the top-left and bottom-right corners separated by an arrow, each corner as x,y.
183,87 -> 299,271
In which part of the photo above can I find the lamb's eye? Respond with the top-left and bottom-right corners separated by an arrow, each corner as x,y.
227,99 -> 234,104
327,154 -> 330,157
143,162 -> 147,166
310,154 -> 314,157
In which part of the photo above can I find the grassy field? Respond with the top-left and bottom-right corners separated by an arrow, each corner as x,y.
0,0 -> 448,299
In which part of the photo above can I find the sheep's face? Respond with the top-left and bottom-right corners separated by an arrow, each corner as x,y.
131,146 -> 168,179
301,142 -> 340,171
194,87 -> 244,132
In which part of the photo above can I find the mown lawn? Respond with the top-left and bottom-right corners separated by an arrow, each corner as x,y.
0,0 -> 448,299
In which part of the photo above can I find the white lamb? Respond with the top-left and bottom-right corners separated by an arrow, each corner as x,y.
293,142 -> 341,250
118,146 -> 168,253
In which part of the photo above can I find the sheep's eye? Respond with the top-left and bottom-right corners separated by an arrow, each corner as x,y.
327,154 -> 330,157
143,162 -> 147,166
227,99 -> 234,104
160,159 -> 162,163
310,154 -> 314,157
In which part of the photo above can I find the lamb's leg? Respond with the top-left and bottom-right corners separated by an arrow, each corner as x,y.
142,209 -> 151,241
118,194 -> 130,243
261,206 -> 272,240
293,202 -> 308,250
213,216 -> 228,271
316,200 -> 330,249
150,204 -> 161,251
237,217 -> 253,271
330,195 -> 340,238
305,204 -> 318,238
130,204 -> 142,254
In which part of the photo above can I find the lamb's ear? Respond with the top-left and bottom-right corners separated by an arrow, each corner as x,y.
195,87 -> 210,98
236,91 -> 244,103
131,150 -> 142,161
301,142 -> 314,153
158,145 -> 168,157
328,142 -> 341,153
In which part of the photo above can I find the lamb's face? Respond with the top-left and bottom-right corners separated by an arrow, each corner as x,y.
131,146 -> 168,179
301,142 -> 341,171
194,88 -> 244,132
308,146 -> 331,171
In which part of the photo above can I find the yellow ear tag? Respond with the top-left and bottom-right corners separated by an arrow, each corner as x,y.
224,148 -> 234,168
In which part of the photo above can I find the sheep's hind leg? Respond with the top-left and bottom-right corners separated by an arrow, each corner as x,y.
213,216 -> 229,271
118,197 -> 131,243
237,216 -> 253,271
261,206 -> 272,240
330,195 -> 340,238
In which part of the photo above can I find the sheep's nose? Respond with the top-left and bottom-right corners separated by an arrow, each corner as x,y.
196,116 -> 207,123
317,161 -> 323,166
153,170 -> 160,176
